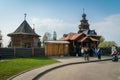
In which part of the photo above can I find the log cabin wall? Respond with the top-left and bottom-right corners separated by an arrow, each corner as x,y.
11,35 -> 39,48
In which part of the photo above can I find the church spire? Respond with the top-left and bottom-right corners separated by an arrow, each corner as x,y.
53,31 -> 57,40
82,8 -> 86,20
78,9 -> 90,33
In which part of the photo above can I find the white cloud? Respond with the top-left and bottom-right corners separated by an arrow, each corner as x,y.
1,24 -> 17,47
32,18 -> 78,39
91,14 -> 120,46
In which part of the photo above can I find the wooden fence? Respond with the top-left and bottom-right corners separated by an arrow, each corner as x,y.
0,48 -> 45,58
0,47 -> 115,58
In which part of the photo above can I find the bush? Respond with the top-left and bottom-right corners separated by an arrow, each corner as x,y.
100,47 -> 111,56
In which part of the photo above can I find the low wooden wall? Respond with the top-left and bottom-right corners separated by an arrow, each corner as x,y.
45,43 -> 69,56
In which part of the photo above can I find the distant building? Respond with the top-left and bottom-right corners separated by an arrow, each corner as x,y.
0,30 -> 2,47
53,31 -> 57,40
60,11 -> 101,56
7,14 -> 41,48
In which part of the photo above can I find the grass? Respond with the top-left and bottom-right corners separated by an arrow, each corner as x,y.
0,56 -> 58,80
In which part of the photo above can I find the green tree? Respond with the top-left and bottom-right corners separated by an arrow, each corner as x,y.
42,32 -> 52,47
100,36 -> 105,42
42,32 -> 52,42
98,41 -> 117,48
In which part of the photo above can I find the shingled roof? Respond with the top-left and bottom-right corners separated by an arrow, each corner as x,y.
8,20 -> 40,37
59,33 -> 85,41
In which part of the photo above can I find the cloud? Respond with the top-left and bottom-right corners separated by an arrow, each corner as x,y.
1,24 -> 17,47
32,18 -> 78,39
91,14 -> 120,45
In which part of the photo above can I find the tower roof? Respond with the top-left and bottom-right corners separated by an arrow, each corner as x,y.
78,10 -> 89,33
8,20 -> 40,37
8,13 -> 40,37
82,8 -> 86,19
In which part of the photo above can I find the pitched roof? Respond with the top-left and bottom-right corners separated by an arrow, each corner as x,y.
78,36 -> 99,42
59,33 -> 84,41
44,40 -> 70,44
59,33 -> 76,40
8,20 -> 40,37
71,33 -> 83,40
89,37 -> 99,41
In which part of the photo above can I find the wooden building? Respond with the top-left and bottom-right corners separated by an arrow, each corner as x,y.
44,41 -> 69,56
7,14 -> 41,48
60,12 -> 101,56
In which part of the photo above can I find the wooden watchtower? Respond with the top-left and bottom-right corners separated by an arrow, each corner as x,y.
8,14 -> 40,48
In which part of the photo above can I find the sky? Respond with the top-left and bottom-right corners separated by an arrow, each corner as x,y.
0,0 -> 120,47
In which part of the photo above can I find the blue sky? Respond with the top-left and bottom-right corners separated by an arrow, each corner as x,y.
0,0 -> 120,46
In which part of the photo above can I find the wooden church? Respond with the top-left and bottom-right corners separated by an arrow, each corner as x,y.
60,11 -> 101,56
8,14 -> 41,48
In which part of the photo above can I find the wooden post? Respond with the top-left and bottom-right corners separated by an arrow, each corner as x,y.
73,41 -> 75,47
32,47 -> 34,56
14,47 -> 16,57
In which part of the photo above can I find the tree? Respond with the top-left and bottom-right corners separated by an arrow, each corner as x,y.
0,30 -> 3,47
42,32 -> 52,47
42,32 -> 52,42
42,33 -> 48,42
100,36 -> 105,42
98,41 -> 117,48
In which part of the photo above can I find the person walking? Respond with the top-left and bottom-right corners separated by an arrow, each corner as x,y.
96,48 -> 102,60
93,48 -> 97,57
81,47 -> 84,57
84,47 -> 90,62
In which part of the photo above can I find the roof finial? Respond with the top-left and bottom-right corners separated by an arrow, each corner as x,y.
33,24 -> 35,28
24,13 -> 27,20
82,8 -> 86,19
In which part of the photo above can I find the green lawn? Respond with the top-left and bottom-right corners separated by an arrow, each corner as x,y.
0,56 -> 58,80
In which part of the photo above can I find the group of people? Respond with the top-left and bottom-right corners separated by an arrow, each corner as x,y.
74,45 -> 119,62
74,45 -> 102,62
81,47 -> 102,62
